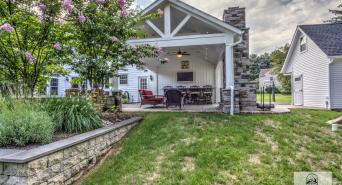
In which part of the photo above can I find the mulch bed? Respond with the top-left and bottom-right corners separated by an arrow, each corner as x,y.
101,112 -> 136,127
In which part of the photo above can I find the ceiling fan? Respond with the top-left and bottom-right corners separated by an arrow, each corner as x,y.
169,48 -> 191,58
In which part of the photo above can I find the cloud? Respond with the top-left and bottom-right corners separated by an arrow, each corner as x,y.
135,0 -> 339,54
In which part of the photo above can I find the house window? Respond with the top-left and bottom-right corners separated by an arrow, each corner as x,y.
295,77 -> 302,81
50,78 -> 58,96
119,74 -> 128,85
300,36 -> 307,52
139,77 -> 148,90
71,77 -> 79,89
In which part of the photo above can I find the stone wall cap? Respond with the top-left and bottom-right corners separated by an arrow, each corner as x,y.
0,117 -> 143,163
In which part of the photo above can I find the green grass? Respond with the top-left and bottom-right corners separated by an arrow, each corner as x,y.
81,110 -> 342,185
257,93 -> 292,104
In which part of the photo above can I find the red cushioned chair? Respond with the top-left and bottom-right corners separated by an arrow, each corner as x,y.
139,89 -> 164,107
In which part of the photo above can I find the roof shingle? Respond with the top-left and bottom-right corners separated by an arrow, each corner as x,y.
299,23 -> 342,57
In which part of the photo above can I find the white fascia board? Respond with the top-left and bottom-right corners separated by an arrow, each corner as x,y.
281,27 -> 300,74
127,33 -> 232,48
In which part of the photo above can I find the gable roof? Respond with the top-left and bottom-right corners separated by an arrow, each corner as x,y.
281,23 -> 342,74
142,0 -> 243,35
299,23 -> 342,57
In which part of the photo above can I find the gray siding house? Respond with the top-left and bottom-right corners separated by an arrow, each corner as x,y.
282,23 -> 342,109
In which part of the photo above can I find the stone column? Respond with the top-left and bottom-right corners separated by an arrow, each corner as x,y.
222,7 -> 257,112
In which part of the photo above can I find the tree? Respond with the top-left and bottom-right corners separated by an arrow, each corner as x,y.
328,3 -> 342,23
270,44 -> 291,94
249,53 -> 272,80
0,0 -> 69,97
65,0 -> 161,88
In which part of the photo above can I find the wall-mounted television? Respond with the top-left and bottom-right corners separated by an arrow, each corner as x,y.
177,72 -> 194,82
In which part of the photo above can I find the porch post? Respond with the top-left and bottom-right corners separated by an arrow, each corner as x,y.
225,44 -> 235,115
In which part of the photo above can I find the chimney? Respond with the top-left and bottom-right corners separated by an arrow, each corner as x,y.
223,7 -> 246,30
221,7 -> 257,112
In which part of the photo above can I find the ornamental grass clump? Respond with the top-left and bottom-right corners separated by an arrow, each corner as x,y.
0,101 -> 54,147
43,97 -> 102,133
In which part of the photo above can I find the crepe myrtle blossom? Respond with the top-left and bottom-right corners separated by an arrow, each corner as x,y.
0,23 -> 14,33
160,57 -> 169,64
53,42 -> 62,50
154,44 -> 163,56
157,9 -> 164,16
79,13 -> 86,23
117,0 -> 126,8
96,0 -> 106,4
111,36 -> 118,42
38,3 -> 47,12
119,9 -> 127,17
25,52 -> 35,63
63,0 -> 73,13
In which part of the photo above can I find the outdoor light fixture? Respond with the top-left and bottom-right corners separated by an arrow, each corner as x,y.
177,51 -> 183,58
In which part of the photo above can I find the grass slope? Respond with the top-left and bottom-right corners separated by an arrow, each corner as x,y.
81,110 -> 342,185
257,93 -> 292,104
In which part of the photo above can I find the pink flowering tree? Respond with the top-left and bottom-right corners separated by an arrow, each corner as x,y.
0,0 -> 69,97
64,0 -> 161,88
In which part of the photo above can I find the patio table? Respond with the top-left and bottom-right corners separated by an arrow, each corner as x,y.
163,87 -> 214,105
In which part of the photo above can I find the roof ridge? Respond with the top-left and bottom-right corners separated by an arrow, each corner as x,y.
298,22 -> 342,27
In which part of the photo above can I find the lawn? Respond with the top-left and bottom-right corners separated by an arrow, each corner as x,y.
257,93 -> 292,104
81,110 -> 342,185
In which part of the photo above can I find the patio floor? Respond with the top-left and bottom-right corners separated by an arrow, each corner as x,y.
122,103 -> 221,113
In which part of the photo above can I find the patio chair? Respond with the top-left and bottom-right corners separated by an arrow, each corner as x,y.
190,86 -> 201,104
203,85 -> 213,104
139,89 -> 164,107
165,89 -> 184,109
163,86 -> 173,94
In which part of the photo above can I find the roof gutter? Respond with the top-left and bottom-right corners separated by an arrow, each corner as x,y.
329,55 -> 342,59
226,32 -> 244,116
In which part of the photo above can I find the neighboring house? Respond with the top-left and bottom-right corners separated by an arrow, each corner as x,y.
259,69 -> 281,90
46,0 -> 256,113
281,23 -> 342,109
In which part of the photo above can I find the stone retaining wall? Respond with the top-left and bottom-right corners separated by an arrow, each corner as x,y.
0,117 -> 142,185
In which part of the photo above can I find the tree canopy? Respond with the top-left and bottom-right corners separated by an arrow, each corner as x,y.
328,3 -> 342,23
0,0 -> 68,96
270,44 -> 291,94
249,53 -> 272,81
0,0 -> 160,96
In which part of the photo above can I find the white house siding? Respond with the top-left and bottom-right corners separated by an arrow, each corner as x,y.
152,55 -> 217,101
118,66 -> 155,103
46,56 -> 218,103
289,32 -> 331,108
330,59 -> 342,109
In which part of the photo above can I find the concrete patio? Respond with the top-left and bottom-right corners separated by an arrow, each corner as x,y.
123,103 -> 221,113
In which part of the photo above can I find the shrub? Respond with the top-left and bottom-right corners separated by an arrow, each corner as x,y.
0,102 -> 54,146
42,97 -> 102,133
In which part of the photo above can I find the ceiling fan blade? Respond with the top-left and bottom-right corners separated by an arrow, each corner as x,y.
183,53 -> 191,56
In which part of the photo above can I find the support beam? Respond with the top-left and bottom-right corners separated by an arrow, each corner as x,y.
225,44 -> 234,88
225,44 -> 235,115
171,15 -> 191,37
128,33 -> 232,48
164,5 -> 171,37
146,20 -> 164,38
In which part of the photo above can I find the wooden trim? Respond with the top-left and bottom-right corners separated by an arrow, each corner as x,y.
128,33 -> 232,47
146,20 -> 164,38
171,15 -> 191,37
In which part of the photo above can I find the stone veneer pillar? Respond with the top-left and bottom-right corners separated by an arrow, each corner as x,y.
222,7 -> 257,113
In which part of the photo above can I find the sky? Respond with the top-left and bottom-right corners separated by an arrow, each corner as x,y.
134,0 -> 339,54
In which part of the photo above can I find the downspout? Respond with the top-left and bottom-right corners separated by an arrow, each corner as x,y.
226,33 -> 244,116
